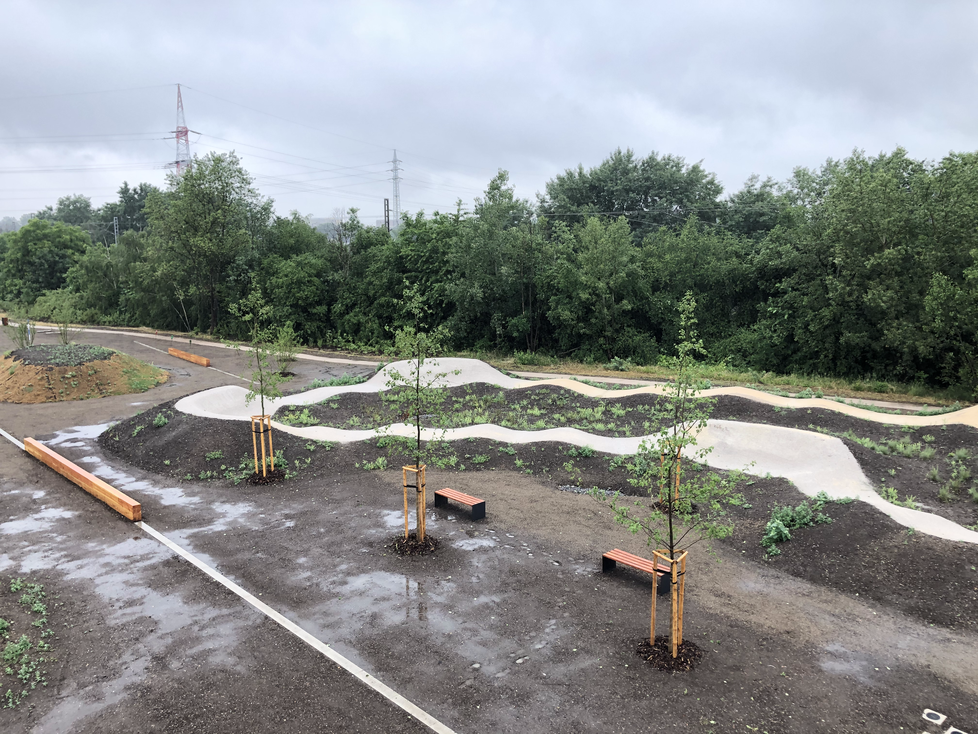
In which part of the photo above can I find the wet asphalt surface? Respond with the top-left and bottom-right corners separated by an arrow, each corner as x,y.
1,329 -> 977,734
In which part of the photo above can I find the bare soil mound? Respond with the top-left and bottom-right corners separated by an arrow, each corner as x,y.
0,346 -> 168,403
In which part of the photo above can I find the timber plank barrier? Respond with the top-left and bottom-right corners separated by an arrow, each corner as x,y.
167,347 -> 211,367
24,438 -> 142,521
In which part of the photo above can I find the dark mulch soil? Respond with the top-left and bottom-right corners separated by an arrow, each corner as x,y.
10,343 -> 114,366
275,382 -> 671,436
248,468 -> 285,485
98,394 -> 978,632
717,473 -> 978,631
386,532 -> 440,555
274,384 -> 978,525
637,636 -> 703,671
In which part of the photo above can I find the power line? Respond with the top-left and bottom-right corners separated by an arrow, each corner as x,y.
181,85 -> 499,177
197,133 -> 390,173
183,85 -> 392,153
0,132 -> 170,143
0,84 -> 175,103
0,162 -> 163,174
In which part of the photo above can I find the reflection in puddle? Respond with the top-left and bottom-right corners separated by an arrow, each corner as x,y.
74,455 -> 200,508
45,423 -> 113,444
379,508 -> 440,532
0,506 -> 77,535
818,642 -> 877,685
454,537 -> 496,551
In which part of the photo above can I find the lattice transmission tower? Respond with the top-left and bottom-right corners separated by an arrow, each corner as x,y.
172,84 -> 192,173
390,150 -> 401,233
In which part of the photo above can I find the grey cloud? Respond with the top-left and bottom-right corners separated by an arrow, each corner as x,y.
1,0 -> 976,219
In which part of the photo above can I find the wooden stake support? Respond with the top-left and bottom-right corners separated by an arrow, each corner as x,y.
650,549 -> 688,658
402,465 -> 427,540
250,415 -> 274,477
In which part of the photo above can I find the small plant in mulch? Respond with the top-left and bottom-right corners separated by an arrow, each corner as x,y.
386,532 -> 439,556
637,636 -> 703,671
1,577 -> 56,708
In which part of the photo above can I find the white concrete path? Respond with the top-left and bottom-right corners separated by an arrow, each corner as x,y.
174,358 -> 978,544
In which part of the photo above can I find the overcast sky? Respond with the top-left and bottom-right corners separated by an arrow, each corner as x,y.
2,0 -> 977,224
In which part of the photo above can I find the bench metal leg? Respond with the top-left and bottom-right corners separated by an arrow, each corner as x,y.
471,501 -> 485,521
602,556 -> 617,573
434,493 -> 448,509
656,572 -> 670,596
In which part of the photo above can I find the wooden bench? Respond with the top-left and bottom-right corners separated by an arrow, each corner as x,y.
602,549 -> 672,593
434,488 -> 485,520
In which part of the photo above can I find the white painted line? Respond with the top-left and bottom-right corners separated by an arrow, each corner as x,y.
208,365 -> 249,382
82,326 -> 380,366
133,340 -> 169,355
137,339 -> 246,381
0,426 -> 25,451
136,521 -> 457,734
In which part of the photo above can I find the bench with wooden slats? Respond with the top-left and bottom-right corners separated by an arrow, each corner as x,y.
434,488 -> 486,520
602,548 -> 671,586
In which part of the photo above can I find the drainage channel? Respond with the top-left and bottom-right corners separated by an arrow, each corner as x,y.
0,423 -> 457,734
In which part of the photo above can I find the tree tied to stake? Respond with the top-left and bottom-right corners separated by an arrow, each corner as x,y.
379,283 -> 458,541
593,292 -> 747,658
229,278 -> 292,477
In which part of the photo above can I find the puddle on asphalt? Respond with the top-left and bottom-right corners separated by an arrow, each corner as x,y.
45,422 -> 114,444
0,506 -> 77,535
454,537 -> 497,550
321,570 -> 459,635
40,422 -> 202,508
75,454 -> 200,508
818,642 -> 877,685
379,508 -> 441,532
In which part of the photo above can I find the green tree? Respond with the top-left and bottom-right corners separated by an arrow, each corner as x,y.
538,148 -> 724,241
230,278 -> 291,477
640,217 -> 757,357
595,293 -> 744,657
544,216 -> 646,361
722,174 -> 785,239
146,152 -> 273,333
380,284 -> 456,542
0,219 -> 89,303
446,171 -> 534,349
97,182 -> 158,237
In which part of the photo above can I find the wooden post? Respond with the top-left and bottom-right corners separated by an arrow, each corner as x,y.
677,551 -> 687,643
650,565 -> 657,643
267,420 -> 275,471
402,465 -> 426,540
251,415 -> 272,478
251,419 -> 260,475
653,549 -> 688,658
417,464 -> 426,541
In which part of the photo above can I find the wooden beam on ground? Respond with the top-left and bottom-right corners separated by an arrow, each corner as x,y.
167,347 -> 211,368
24,438 -> 142,521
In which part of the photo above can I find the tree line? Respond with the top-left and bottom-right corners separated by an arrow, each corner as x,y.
1,146 -> 976,396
